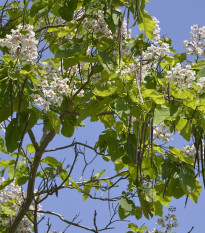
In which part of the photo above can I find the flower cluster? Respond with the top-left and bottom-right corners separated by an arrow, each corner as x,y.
153,122 -> 172,143
196,77 -> 205,93
183,143 -> 204,160
32,61 -> 69,112
184,24 -> 205,57
142,43 -> 170,61
0,24 -> 38,63
82,10 -> 112,38
182,144 -> 196,158
152,17 -> 162,44
77,8 -> 131,40
146,207 -> 178,233
138,17 -> 171,81
0,177 -> 42,232
33,61 -> 86,112
166,63 -> 196,89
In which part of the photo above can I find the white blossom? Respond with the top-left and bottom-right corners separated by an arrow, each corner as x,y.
0,178 -> 42,232
153,122 -> 172,143
184,25 -> 205,57
166,63 -> 196,89
0,24 -> 38,63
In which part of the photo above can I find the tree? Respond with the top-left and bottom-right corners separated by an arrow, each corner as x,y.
0,0 -> 204,232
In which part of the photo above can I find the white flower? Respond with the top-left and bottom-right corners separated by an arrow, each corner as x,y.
184,25 -> 205,57
166,63 -> 196,89
156,217 -> 165,227
0,24 -> 38,63
0,178 -> 42,232
153,122 -> 172,143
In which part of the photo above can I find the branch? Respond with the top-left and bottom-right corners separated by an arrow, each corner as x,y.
188,227 -> 194,233
28,129 -> 39,151
9,130 -> 56,233
44,141 -> 104,155
36,170 -> 128,200
15,112 -> 31,168
37,210 -> 97,232
93,210 -> 98,232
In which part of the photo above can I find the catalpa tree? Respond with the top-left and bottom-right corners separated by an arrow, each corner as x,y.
0,0 -> 205,232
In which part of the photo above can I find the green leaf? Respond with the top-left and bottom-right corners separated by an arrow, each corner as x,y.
114,99 -> 131,123
170,87 -> 192,99
7,161 -> 26,179
191,61 -> 205,69
78,98 -> 112,123
0,160 -> 15,167
153,201 -> 163,217
26,144 -> 36,154
171,178 -> 185,199
189,179 -> 202,203
155,183 -> 172,207
92,85 -> 117,97
30,0 -> 50,17
0,178 -> 14,190
58,0 -> 77,21
16,175 -> 29,186
179,167 -> 196,195
93,169 -> 106,178
5,118 -> 23,152
169,146 -> 194,165
1,204 -> 15,215
42,156 -> 60,168
0,67 -> 8,82
85,0 -> 101,14
127,223 -> 147,233
196,68 -> 205,79
69,177 -> 82,193
58,169 -> 69,186
97,52 -> 114,73
0,136 -> 7,154
142,89 -> 165,105
55,43 -> 85,58
119,197 -> 135,220
47,111 -> 61,134
138,10 -> 155,41
38,167 -> 57,179
61,116 -> 76,137
83,185 -> 92,201
153,106 -> 170,126
174,53 -> 187,63
134,206 -> 142,220
153,105 -> 179,126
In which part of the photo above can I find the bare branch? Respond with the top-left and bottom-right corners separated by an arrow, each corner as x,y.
37,210 -> 97,232
44,141 -> 104,155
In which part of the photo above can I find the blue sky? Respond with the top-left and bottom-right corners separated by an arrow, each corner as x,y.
36,1 -> 205,232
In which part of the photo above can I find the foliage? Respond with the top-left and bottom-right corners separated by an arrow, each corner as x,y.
0,0 -> 204,232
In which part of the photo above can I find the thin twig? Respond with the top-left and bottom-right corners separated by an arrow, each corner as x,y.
37,210 -> 97,232
188,226 -> 194,233
44,141 -> 103,155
